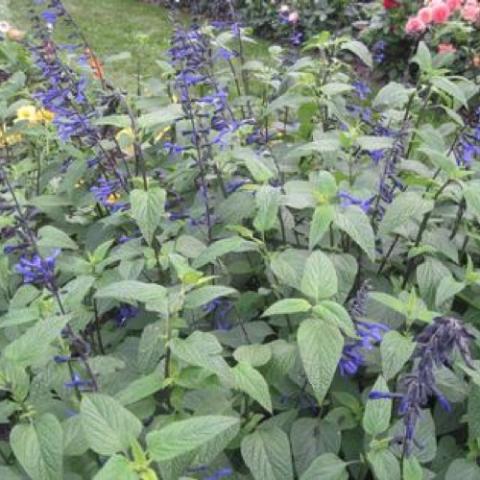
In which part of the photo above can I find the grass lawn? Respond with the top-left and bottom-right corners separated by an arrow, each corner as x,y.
8,0 -> 174,90
5,0 -> 269,92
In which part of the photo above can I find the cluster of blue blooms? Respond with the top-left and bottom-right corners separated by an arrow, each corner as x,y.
339,283 -> 389,376
370,316 -> 474,454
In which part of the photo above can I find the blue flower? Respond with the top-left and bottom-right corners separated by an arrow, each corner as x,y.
338,191 -> 375,214
369,316 -> 474,454
64,372 -> 92,391
15,250 -> 60,291
352,81 -> 371,100
114,304 -> 139,327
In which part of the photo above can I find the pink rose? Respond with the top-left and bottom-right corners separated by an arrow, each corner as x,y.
437,42 -> 457,53
431,2 -> 451,23
288,11 -> 299,23
461,0 -> 480,21
405,16 -> 427,34
445,0 -> 462,10
418,7 -> 433,23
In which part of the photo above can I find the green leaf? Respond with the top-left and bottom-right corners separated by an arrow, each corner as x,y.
411,41 -> 432,73
403,456 -> 423,480
233,362 -> 272,412
95,281 -> 168,315
356,136 -> 394,151
80,393 -> 142,455
241,427 -> 294,480
38,226 -> 78,250
192,237 -> 258,268
254,185 -> 281,232
233,344 -> 272,367
11,414 -> 63,480
130,188 -> 166,244
370,292 -> 406,315
464,181 -> 480,219
137,321 -> 165,373
300,251 -> 338,302
300,453 -> 348,480
4,315 -> 71,367
373,82 -> 411,109
93,455 -> 138,480
363,376 -> 391,437
341,40 -> 373,68
334,206 -> 375,261
431,76 -> 467,107
367,448 -> 400,480
115,372 -> 163,406
147,416 -> 239,462
262,298 -> 311,317
313,301 -> 355,337
468,384 -> 480,441
170,331 -> 233,385
184,286 -> 237,309
270,249 -> 308,290
435,275 -> 465,307
298,318 -> 343,404
138,104 -> 183,129
380,192 -> 434,236
309,205 -> 335,250
63,415 -> 88,457
445,459 -> 480,480
381,331 -> 415,380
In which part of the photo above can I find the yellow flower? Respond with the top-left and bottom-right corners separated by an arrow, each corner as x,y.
106,193 -> 121,205
0,127 -> 22,147
154,125 -> 171,143
16,105 -> 37,123
115,128 -> 134,155
36,109 -> 55,123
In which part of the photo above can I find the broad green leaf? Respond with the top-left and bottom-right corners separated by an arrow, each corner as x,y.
95,281 -> 168,315
130,188 -> 166,244
370,292 -> 405,315
367,448 -> 400,480
192,237 -> 258,268
341,40 -> 372,68
373,82 -> 411,109
254,185 -> 281,232
431,76 -> 467,107
63,415 -> 89,457
291,418 -> 341,475
313,301 -> 355,337
38,225 -> 78,250
300,453 -> 348,480
137,321 -> 165,373
464,181 -> 480,218
170,331 -> 233,385
233,362 -> 272,412
435,275 -> 465,307
334,206 -> 375,261
468,385 -> 480,441
412,41 -> 432,72
115,372 -> 163,406
298,318 -> 343,404
184,285 -> 237,309
445,459 -> 480,480
403,456 -> 423,480
241,427 -> 294,480
80,393 -> 142,455
233,344 -> 272,367
381,331 -> 415,380
138,103 -> 182,128
147,416 -> 239,462
356,136 -> 393,151
300,251 -> 338,301
309,205 -> 335,250
380,192 -> 434,236
262,298 -> 312,317
363,376 -> 391,437
4,315 -> 71,367
94,455 -> 138,480
11,414 -> 63,480
270,249 -> 308,289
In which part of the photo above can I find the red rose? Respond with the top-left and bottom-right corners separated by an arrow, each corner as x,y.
384,0 -> 400,9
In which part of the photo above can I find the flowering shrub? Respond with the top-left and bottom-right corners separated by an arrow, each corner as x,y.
1,1 -> 480,479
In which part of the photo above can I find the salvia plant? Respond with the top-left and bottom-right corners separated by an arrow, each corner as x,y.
0,0 -> 479,479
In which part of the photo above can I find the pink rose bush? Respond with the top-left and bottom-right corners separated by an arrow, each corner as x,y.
405,0 -> 480,34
